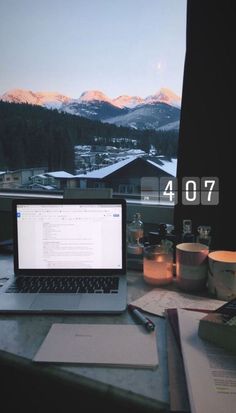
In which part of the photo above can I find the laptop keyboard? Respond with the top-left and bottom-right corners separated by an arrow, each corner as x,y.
6,276 -> 119,294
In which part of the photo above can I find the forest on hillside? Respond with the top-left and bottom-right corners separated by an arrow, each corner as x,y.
0,102 -> 179,172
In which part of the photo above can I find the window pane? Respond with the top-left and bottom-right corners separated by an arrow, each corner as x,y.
0,1 -> 186,206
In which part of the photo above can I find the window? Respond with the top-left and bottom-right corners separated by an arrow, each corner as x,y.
0,1 -> 186,201
94,182 -> 106,189
119,184 -> 135,194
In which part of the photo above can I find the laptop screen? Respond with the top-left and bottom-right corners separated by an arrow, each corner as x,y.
13,199 -> 126,274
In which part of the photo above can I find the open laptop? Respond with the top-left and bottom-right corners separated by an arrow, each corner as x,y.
0,198 -> 127,313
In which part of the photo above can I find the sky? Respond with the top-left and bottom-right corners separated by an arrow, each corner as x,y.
0,0 -> 187,99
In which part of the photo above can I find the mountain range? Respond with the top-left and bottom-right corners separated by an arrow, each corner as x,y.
1,87 -> 181,131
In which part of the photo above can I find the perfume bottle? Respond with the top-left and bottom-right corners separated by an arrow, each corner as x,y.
181,219 -> 195,242
197,225 -> 211,248
127,213 -> 144,256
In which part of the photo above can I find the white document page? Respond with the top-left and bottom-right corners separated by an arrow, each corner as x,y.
33,323 -> 158,369
177,309 -> 236,413
17,204 -> 122,269
131,289 -> 225,317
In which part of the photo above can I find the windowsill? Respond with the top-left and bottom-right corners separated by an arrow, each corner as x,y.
0,190 -> 174,243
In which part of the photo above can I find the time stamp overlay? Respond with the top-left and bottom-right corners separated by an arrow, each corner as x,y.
141,177 -> 219,205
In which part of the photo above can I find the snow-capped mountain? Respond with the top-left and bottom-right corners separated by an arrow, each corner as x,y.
75,87 -> 181,109
78,90 -> 113,105
105,102 -> 180,130
60,99 -> 129,121
1,87 -> 181,131
59,87 -> 181,129
1,88 -> 71,109
113,95 -> 144,108
145,88 -> 181,108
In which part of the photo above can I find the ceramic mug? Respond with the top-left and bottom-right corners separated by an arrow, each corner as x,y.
208,251 -> 236,301
176,242 -> 209,291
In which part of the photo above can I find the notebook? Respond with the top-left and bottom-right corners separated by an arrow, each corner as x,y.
0,198 -> 127,313
33,323 -> 158,368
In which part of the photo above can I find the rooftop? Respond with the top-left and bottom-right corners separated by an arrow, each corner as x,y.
75,156 -> 177,179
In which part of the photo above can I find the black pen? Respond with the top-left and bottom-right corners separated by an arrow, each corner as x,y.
128,304 -> 155,332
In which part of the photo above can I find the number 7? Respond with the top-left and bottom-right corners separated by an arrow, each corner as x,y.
204,180 -> 215,201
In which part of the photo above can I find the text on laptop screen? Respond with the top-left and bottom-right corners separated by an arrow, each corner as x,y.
16,204 -> 123,269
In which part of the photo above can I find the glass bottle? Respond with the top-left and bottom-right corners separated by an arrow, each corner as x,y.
127,213 -> 144,256
181,219 -> 195,242
196,225 -> 211,248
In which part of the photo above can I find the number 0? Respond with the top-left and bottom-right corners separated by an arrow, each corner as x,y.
185,180 -> 197,202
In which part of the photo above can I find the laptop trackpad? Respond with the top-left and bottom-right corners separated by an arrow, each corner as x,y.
30,294 -> 81,311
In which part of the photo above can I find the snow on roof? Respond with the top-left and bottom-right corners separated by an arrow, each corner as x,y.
147,158 -> 177,177
126,149 -> 146,155
29,183 -> 56,190
46,171 -> 74,178
0,171 -> 5,176
75,156 -> 138,179
32,174 -> 47,179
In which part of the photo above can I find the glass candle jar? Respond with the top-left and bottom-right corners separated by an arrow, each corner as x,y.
143,244 -> 173,285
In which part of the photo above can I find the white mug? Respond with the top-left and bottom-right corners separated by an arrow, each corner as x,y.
208,251 -> 236,301
176,242 -> 209,291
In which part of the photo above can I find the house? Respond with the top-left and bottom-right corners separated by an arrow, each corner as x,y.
75,156 -> 177,198
74,145 -> 146,173
0,167 -> 48,189
30,171 -> 77,190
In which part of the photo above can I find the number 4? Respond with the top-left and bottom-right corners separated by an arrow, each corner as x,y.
163,180 -> 175,202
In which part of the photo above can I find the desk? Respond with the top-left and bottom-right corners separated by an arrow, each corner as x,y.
0,253 -> 169,413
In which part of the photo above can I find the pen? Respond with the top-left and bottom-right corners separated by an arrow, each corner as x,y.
128,304 -> 155,332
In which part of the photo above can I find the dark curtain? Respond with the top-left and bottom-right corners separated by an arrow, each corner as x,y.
174,0 -> 236,250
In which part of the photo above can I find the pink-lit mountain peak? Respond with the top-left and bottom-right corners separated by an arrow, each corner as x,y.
1,88 -> 38,104
114,89 -> 181,108
1,87 -> 181,110
36,91 -> 71,104
113,95 -> 144,108
79,90 -> 146,108
1,88 -> 70,107
146,88 -> 181,107
78,90 -> 112,104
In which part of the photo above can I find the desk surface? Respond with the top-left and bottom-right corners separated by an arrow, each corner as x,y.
0,253 -> 169,412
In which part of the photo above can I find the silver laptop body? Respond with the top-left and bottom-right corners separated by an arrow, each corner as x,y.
0,198 -> 127,313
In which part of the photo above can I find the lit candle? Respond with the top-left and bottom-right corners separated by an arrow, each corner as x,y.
143,245 -> 173,285
208,250 -> 236,300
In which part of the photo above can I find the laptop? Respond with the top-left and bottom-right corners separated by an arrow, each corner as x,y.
0,198 -> 127,313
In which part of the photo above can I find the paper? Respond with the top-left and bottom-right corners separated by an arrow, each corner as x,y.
177,309 -> 236,413
131,288 -> 226,317
34,323 -> 158,369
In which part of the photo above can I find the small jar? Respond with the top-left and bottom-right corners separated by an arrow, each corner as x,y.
143,242 -> 173,286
